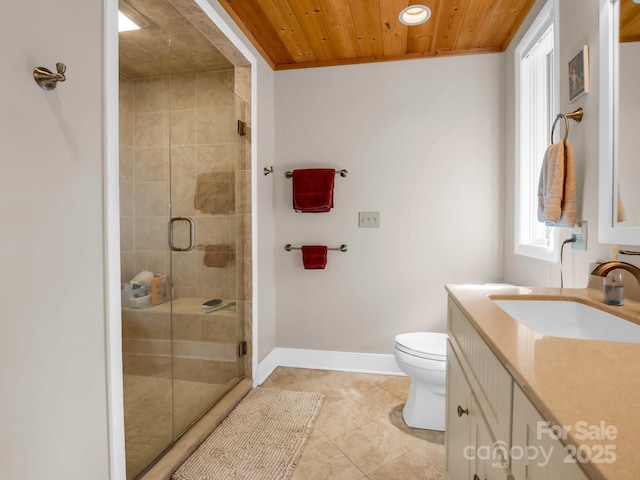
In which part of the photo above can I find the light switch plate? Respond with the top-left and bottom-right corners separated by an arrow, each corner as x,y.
359,211 -> 380,228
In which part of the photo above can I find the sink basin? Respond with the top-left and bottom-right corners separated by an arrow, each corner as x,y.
492,299 -> 640,344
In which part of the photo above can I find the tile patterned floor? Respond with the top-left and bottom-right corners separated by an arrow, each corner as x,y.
261,367 -> 445,480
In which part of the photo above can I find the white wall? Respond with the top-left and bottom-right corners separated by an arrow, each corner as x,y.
502,0 -> 611,288
274,55 -> 505,354
255,63 -> 277,362
0,0 -> 113,478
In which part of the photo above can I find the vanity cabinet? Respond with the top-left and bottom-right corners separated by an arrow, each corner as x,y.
446,298 -> 513,480
511,384 -> 589,480
446,297 -> 590,480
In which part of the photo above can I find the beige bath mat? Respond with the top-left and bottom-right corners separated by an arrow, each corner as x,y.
172,387 -> 324,480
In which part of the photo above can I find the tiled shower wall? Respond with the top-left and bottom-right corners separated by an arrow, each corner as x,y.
119,66 -> 252,376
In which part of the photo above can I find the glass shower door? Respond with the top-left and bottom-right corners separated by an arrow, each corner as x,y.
168,72 -> 247,437
120,34 -> 174,479
120,6 -> 249,477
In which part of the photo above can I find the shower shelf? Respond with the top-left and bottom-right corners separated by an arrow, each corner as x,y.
123,297 -> 237,316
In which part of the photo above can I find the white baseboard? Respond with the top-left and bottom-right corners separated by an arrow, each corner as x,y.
256,347 -> 404,385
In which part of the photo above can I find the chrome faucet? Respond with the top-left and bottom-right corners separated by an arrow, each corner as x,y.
591,261 -> 640,285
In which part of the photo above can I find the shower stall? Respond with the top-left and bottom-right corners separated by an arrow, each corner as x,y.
118,1 -> 251,477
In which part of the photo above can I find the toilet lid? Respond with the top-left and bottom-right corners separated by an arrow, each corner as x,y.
395,332 -> 448,360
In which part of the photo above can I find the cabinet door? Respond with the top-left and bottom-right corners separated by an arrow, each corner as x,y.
448,298 -> 513,445
446,342 -> 472,480
471,394 -> 512,480
511,385 -> 589,480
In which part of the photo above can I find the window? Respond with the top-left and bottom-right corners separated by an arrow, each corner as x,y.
514,1 -> 559,262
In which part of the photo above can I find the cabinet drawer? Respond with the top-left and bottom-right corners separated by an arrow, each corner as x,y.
448,298 -> 513,446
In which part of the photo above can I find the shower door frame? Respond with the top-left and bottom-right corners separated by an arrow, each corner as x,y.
114,3 -> 255,480
104,2 -> 259,477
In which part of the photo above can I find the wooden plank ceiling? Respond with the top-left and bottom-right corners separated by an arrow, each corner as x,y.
218,0 -> 537,70
620,0 -> 640,43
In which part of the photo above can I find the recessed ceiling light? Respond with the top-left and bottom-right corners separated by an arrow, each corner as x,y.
399,5 -> 432,26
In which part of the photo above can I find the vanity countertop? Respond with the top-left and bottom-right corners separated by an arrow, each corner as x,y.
445,284 -> 640,480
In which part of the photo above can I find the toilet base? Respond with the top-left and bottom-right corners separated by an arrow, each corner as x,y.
402,379 -> 446,431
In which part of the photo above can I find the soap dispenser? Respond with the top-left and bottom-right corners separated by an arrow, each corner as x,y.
604,246 -> 624,306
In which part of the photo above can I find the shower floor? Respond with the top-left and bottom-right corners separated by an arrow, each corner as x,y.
123,373 -> 241,480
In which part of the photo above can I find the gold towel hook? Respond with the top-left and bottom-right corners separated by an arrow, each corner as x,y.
33,62 -> 67,90
550,108 -> 584,143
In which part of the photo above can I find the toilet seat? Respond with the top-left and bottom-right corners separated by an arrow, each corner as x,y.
395,332 -> 447,361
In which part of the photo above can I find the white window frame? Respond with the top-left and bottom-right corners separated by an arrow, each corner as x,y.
514,0 -> 561,262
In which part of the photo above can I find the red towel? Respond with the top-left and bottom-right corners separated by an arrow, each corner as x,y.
301,245 -> 328,269
292,169 -> 335,212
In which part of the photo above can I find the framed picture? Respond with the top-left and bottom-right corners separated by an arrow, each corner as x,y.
568,45 -> 589,103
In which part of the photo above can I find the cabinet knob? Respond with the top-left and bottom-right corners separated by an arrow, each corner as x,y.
457,405 -> 469,417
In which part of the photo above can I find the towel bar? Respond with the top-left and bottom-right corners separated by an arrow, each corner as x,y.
285,244 -> 348,252
551,108 -> 583,143
284,169 -> 348,178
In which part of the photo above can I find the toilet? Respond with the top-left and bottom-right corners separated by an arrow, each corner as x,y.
393,332 -> 448,430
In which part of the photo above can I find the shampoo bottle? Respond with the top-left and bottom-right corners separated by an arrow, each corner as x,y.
151,274 -> 163,305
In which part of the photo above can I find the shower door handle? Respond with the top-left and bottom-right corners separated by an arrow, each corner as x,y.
169,216 -> 195,251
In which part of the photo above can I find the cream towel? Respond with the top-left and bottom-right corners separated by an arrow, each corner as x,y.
537,140 -> 576,227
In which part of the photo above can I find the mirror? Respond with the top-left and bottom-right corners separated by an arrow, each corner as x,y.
617,1 -> 640,226
599,0 -> 640,245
